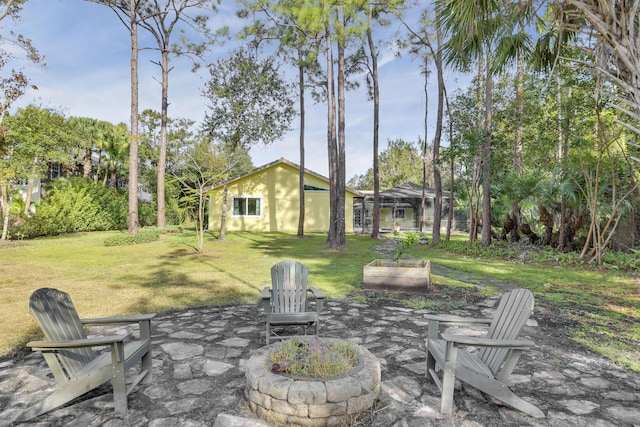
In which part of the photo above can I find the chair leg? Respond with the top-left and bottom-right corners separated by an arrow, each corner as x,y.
426,349 -> 436,382
141,350 -> 153,384
266,322 -> 270,346
111,342 -> 128,414
440,342 -> 457,416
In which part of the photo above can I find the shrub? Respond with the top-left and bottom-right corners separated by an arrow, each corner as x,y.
17,178 -> 128,238
139,201 -> 157,227
104,228 -> 160,246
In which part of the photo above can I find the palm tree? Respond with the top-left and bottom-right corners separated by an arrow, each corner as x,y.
102,123 -> 130,189
436,0 -> 498,245
436,0 -> 538,245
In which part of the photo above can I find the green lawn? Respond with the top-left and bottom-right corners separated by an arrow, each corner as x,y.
1,229 -> 638,371
0,230 -> 380,357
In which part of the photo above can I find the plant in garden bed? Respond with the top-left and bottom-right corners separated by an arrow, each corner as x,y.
269,337 -> 359,378
392,231 -> 420,262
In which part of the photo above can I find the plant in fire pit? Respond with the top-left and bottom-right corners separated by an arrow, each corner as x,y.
269,337 -> 359,378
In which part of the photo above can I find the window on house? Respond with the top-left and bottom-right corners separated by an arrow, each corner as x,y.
304,184 -> 328,191
47,163 -> 61,181
354,209 -> 362,227
393,208 -> 406,219
232,196 -> 261,216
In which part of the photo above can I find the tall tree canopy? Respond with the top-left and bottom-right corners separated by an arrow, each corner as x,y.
201,47 -> 295,240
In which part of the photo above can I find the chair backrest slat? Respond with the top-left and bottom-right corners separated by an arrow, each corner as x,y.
479,288 -> 534,374
271,260 -> 308,314
29,288 -> 96,377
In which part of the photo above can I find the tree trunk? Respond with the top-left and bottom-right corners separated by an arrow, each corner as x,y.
559,84 -> 572,251
110,167 -> 117,188
297,42 -> 305,238
366,16 -> 380,240
128,0 -> 139,235
325,21 -> 338,248
336,12 -> 346,247
470,58 -> 483,244
420,55 -> 428,234
480,51 -> 493,246
447,154 -> 454,240
23,178 -> 35,216
514,34 -> 524,173
157,48 -> 169,229
83,149 -> 92,179
444,85 -> 454,241
94,150 -> 102,183
1,184 -> 10,240
197,184 -> 205,252
431,27 -> 445,243
507,41 -> 525,243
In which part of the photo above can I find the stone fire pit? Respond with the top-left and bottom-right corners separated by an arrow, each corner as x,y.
244,338 -> 381,426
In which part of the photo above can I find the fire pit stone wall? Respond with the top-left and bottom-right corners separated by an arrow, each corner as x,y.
245,341 -> 381,426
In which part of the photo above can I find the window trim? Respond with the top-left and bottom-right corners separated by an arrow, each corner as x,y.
393,208 -> 406,219
231,195 -> 262,217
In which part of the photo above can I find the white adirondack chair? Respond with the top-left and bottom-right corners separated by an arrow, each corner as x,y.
261,260 -> 325,345
17,288 -> 155,421
425,288 -> 545,418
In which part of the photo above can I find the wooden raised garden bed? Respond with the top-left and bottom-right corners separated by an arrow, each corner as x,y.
363,259 -> 431,292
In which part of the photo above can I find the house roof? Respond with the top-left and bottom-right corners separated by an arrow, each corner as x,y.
205,157 -> 362,196
378,182 -> 451,199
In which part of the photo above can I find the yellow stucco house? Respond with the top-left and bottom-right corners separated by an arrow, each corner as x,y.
207,158 -> 362,233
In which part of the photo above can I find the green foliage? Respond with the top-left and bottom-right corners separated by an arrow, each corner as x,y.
202,47 -> 296,151
430,238 -> 640,272
139,201 -> 158,227
392,231 -> 420,261
17,178 -> 127,237
103,228 -> 160,246
348,139 -> 426,190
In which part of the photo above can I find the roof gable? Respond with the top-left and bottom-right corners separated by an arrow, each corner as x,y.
206,157 -> 362,196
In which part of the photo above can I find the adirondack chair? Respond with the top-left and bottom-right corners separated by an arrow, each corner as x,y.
261,260 -> 325,345
425,288 -> 545,418
17,288 -> 156,421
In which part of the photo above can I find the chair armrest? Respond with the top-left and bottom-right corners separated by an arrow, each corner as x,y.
308,287 -> 325,299
81,313 -> 156,325
424,314 -> 492,326
261,287 -> 272,300
27,333 -> 131,350
308,287 -> 325,312
441,333 -> 535,348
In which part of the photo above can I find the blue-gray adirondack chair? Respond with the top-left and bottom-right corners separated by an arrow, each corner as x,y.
425,288 -> 545,418
261,260 -> 325,345
17,288 -> 155,421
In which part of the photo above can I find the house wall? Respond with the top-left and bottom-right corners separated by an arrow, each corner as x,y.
208,162 -> 356,233
379,207 -> 417,231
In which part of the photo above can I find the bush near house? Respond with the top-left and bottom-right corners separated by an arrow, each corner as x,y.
16,178 -> 138,238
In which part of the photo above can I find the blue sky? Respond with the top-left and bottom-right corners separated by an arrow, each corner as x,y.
6,0 -> 465,179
